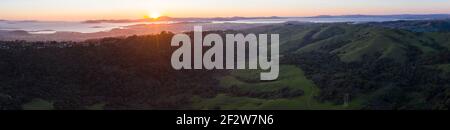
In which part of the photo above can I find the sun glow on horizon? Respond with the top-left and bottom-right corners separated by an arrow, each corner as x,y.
149,11 -> 161,19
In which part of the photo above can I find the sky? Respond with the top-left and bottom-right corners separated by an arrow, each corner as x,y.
1,0 -> 450,21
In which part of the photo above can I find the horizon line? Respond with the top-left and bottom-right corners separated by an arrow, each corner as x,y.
2,13 -> 450,22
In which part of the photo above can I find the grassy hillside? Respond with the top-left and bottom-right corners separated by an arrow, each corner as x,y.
247,22 -> 447,62
210,22 -> 450,109
192,65 -> 364,110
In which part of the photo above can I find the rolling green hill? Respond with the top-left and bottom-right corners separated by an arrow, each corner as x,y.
247,22 -> 448,62
202,22 -> 450,110
192,65 -> 363,110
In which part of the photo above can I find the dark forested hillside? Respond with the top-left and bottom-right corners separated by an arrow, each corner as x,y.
0,33 -> 225,110
1,22 -> 450,110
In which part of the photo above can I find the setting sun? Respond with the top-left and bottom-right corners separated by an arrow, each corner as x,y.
149,12 -> 161,19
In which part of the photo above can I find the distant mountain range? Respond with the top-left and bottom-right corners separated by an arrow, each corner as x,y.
308,14 -> 450,19
83,16 -> 284,23
1,14 -> 449,24
367,20 -> 450,32
82,14 -> 450,23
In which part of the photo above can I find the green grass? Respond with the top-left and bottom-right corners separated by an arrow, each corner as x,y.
251,23 -> 450,63
192,65 -> 364,110
293,24 -> 445,63
22,98 -> 54,110
220,65 -> 311,93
